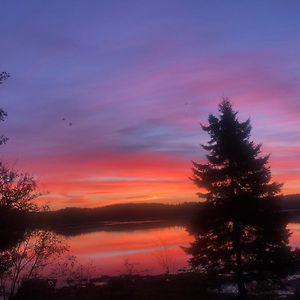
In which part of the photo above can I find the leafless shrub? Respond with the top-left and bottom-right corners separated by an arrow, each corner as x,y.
154,239 -> 177,275
0,230 -> 68,300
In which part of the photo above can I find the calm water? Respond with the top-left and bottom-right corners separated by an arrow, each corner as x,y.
59,223 -> 300,276
63,225 -> 193,276
287,223 -> 300,247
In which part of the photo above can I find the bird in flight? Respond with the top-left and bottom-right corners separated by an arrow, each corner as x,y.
61,117 -> 73,126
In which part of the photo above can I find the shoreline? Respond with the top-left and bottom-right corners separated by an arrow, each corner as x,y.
14,272 -> 299,300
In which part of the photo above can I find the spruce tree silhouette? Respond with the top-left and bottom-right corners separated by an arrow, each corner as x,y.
188,99 -> 295,299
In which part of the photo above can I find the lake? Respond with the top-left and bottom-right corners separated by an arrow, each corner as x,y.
58,222 -> 300,277
63,225 -> 193,277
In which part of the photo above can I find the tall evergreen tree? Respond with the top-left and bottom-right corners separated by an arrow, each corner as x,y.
188,99 -> 295,299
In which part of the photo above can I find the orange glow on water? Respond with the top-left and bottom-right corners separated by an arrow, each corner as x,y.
64,226 -> 193,275
59,223 -> 300,276
287,223 -> 300,248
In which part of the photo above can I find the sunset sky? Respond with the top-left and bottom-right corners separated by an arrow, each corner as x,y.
1,1 -> 300,209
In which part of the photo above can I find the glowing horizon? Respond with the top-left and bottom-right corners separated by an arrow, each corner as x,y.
1,1 -> 300,209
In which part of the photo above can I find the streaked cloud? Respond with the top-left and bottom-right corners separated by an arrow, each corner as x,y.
1,1 -> 300,208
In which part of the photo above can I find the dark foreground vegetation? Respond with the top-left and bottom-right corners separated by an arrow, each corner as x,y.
13,272 -> 300,300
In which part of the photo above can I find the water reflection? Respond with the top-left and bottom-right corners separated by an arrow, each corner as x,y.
2,222 -> 300,280
287,223 -> 300,248
58,222 -> 300,276
64,226 -> 193,276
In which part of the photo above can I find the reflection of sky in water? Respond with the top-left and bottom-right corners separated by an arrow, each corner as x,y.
287,223 -> 300,248
63,226 -> 193,275
61,224 -> 300,276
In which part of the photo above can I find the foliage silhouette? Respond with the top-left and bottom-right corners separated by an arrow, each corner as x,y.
0,230 -> 68,300
0,71 -> 9,145
187,99 -> 296,299
0,72 -> 44,278
0,71 -> 42,248
0,163 -> 40,212
0,72 -> 9,84
0,136 -> 41,252
0,73 -> 70,300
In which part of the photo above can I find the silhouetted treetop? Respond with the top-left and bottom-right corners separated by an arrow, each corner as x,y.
193,99 -> 281,201
0,72 -> 9,145
0,163 -> 40,212
0,72 -> 9,84
0,72 -> 39,213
